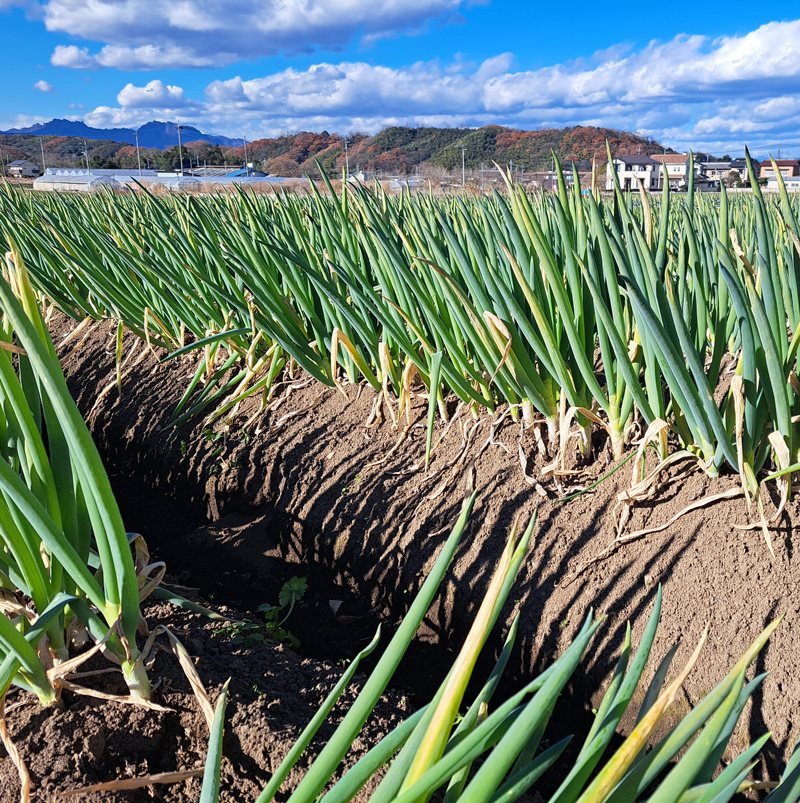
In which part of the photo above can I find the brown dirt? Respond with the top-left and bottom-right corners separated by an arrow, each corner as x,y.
3,310 -> 798,797
0,597 -> 409,802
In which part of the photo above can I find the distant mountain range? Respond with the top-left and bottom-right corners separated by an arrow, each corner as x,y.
0,119 -> 239,149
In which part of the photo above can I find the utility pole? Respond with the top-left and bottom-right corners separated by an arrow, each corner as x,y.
243,135 -> 249,175
462,147 -> 466,188
83,139 -> 90,170
134,128 -> 142,175
40,139 -> 47,172
344,139 -> 350,178
480,161 -> 484,191
176,123 -> 185,175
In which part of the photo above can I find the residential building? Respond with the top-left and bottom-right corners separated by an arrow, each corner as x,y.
347,170 -> 375,183
766,176 -> 800,191
650,154 -> 713,190
760,159 -> 800,180
650,154 -> 690,189
701,161 -> 732,180
728,158 -> 760,186
7,160 -> 40,178
606,155 -> 661,191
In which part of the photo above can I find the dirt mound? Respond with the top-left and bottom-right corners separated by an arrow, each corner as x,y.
27,311 -> 800,790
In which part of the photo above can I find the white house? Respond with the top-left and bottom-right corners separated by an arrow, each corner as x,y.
7,160 -> 40,178
347,170 -> 375,183
766,176 -> 800,191
650,154 -> 712,190
606,155 -> 661,191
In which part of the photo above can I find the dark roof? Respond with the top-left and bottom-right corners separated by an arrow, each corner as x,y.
614,155 -> 660,166
8,160 -> 35,166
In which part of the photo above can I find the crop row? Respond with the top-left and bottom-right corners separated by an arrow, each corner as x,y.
1,161 -> 800,800
3,154 -> 800,509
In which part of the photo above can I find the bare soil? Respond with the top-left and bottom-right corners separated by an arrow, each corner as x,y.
2,311 -> 798,799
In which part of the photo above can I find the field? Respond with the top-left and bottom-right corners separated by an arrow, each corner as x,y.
0,157 -> 799,801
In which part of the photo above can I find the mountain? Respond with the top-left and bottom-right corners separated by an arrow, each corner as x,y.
1,123 -> 669,175
1,119 -> 239,149
236,125 -> 668,177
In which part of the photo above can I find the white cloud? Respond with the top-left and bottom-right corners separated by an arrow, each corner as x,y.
43,0 -> 467,70
33,80 -> 55,93
0,113 -> 49,130
83,106 -> 149,128
76,19 -> 800,155
51,45 -> 98,69
117,79 -> 186,108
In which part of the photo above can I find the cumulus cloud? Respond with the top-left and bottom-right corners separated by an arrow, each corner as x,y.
33,80 -> 55,93
117,79 -> 186,108
77,19 -> 800,154
83,106 -> 146,128
82,80 -> 198,128
51,45 -> 98,69
43,0 -> 467,70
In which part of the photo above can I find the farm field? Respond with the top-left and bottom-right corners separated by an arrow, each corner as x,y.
1,158 -> 800,800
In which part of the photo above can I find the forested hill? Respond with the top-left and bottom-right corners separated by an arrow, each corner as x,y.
0,123 -> 665,175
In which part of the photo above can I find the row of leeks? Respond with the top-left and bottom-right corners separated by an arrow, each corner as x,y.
0,244 -> 154,703
201,494 -> 800,803
3,154 -> 800,513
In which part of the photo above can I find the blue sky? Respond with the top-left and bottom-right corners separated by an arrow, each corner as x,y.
2,0 -> 800,156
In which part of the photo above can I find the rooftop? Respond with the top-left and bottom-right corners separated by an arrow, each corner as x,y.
614,155 -> 660,166
650,154 -> 690,164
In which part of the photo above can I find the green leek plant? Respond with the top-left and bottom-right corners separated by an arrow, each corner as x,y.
0,241 -> 152,701
197,494 -> 794,803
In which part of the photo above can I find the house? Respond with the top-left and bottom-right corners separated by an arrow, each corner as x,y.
650,154 -> 712,190
606,155 -> 661,191
760,159 -> 800,180
700,161 -> 732,180
728,158 -> 759,186
650,154 -> 690,189
347,170 -> 375,183
767,176 -> 800,192
7,160 -> 40,178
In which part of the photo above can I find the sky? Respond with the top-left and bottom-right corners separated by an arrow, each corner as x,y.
2,0 -> 800,157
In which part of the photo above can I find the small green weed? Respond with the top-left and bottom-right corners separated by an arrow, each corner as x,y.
202,427 -> 224,444
215,577 -> 308,648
